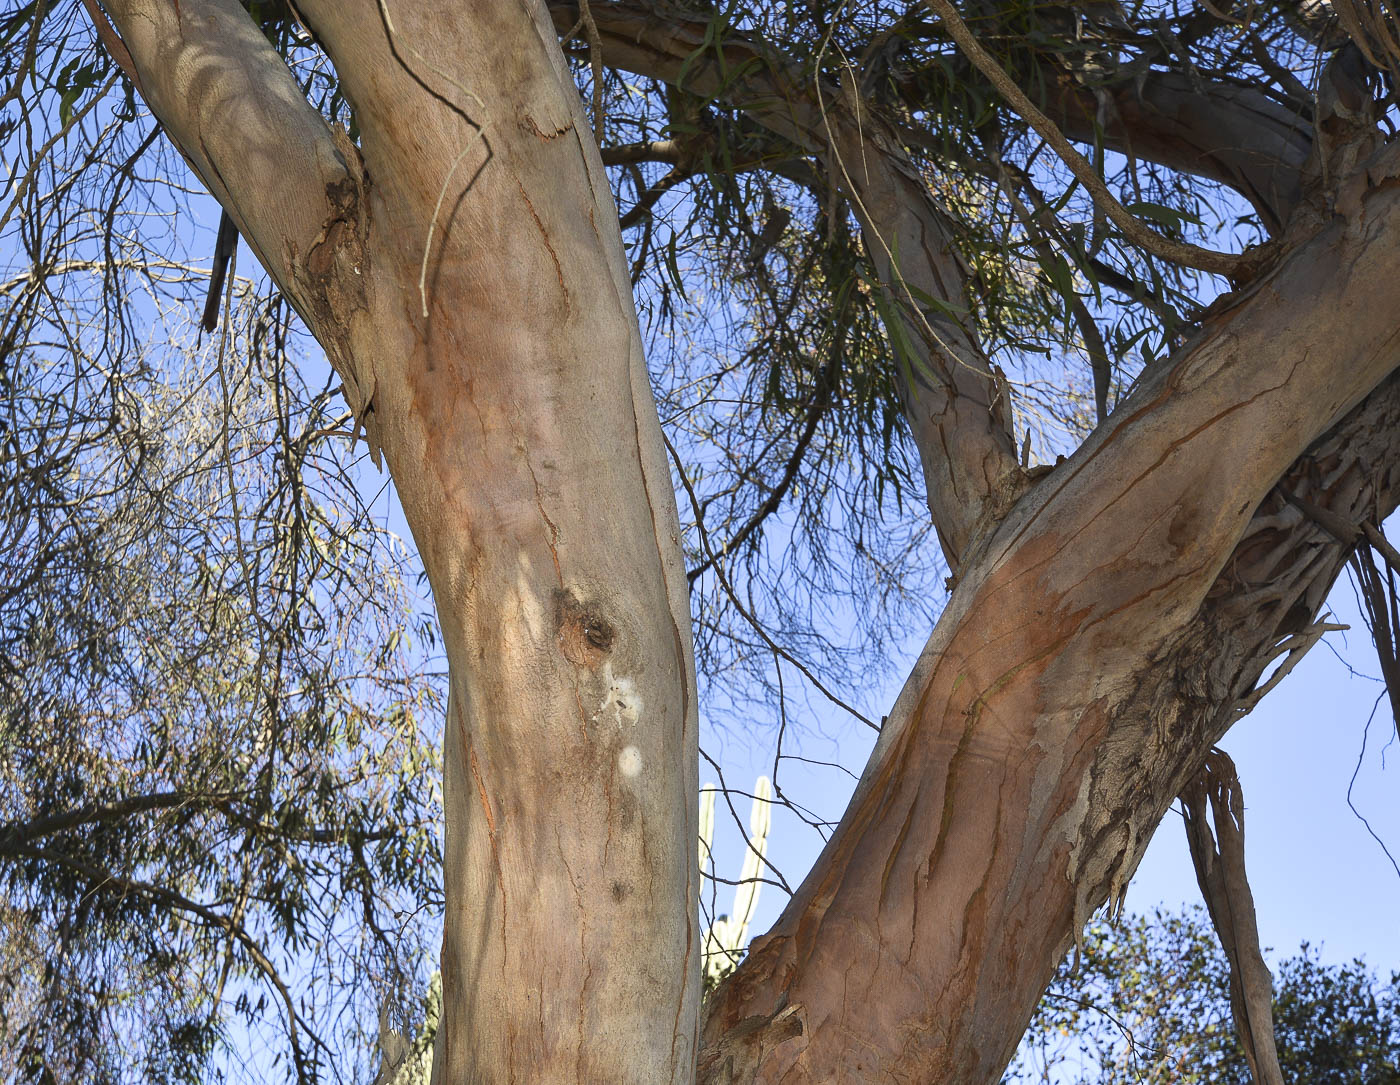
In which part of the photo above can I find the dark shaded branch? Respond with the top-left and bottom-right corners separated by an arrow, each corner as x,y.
1041,68 -> 1312,235
0,788 -> 412,855
0,790 -> 230,852
923,0 -> 1245,275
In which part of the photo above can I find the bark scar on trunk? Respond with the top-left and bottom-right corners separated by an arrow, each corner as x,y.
556,588 -> 616,665
297,125 -> 382,465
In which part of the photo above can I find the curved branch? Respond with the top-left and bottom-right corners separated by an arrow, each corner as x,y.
549,0 -> 1022,570
18,844 -> 331,1080
923,0 -> 1246,276
1041,68 -> 1312,234
882,18 -> 1314,231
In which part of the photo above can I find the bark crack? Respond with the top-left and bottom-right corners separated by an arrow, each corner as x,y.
515,178 -> 571,314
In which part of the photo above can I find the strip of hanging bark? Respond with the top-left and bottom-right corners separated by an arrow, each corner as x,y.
201,210 -> 239,333
1181,750 -> 1284,1085
1350,544 -> 1400,739
1329,0 -> 1400,90
1280,486 -> 1400,737
922,0 -> 1249,278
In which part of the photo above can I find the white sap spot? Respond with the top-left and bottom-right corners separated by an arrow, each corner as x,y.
596,662 -> 643,728
618,745 -> 643,778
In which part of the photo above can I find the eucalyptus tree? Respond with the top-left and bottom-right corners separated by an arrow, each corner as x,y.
8,0 -> 1400,1082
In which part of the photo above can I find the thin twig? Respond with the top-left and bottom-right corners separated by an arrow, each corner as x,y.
663,428 -> 879,732
0,70 -> 120,236
374,0 -> 490,318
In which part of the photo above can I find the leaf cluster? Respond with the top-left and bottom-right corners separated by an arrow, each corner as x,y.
0,23 -> 445,1079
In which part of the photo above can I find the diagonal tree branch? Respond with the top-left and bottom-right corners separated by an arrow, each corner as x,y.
699,133 -> 1400,1081
0,790 -> 231,852
96,0 -> 355,320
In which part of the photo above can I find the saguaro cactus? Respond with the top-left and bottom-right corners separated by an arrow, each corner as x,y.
698,776 -> 773,986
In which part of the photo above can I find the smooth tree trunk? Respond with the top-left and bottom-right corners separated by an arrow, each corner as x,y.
97,1 -> 1400,1083
101,0 -> 700,1080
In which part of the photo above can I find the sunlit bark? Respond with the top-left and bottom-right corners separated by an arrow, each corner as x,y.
102,1 -> 699,1080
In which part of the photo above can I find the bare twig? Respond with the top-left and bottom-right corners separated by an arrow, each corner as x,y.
662,428 -> 879,732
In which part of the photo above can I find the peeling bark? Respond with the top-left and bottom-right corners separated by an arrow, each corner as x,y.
698,139 -> 1400,1082
1182,751 -> 1284,1085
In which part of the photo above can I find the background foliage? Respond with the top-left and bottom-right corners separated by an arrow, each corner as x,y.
1009,907 -> 1400,1084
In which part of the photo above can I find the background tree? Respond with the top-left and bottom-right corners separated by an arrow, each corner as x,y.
3,0 -> 1400,1081
1009,907 -> 1400,1084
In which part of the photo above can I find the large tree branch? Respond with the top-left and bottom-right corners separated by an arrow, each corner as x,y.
198,3 -> 703,1079
549,0 -> 1022,572
1040,68 -> 1313,234
97,0 -> 354,325
700,137 -> 1400,1083
881,18 -> 1314,233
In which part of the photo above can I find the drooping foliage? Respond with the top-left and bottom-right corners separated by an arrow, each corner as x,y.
0,9 -> 442,1078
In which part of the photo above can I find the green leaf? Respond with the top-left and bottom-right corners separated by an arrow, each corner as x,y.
1124,200 -> 1202,231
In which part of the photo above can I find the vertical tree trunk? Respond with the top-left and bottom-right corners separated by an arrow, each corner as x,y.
100,0 -> 701,1080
